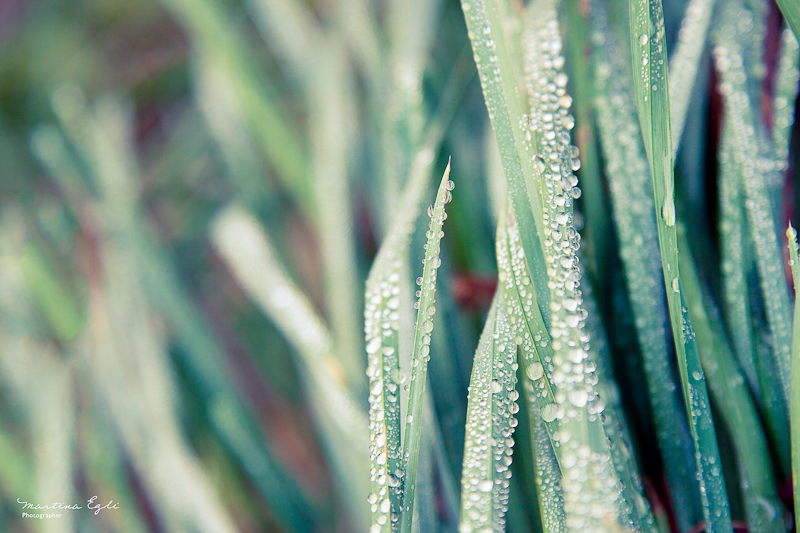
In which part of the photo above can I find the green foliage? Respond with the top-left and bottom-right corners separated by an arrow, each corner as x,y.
1,0 -> 799,532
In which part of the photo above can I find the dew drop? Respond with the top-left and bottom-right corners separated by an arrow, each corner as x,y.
662,198 -> 676,227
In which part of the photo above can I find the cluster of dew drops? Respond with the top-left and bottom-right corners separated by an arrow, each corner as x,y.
522,15 -> 625,525
365,261 -> 404,533
459,310 -> 519,533
524,14 -> 598,416
412,177 -> 455,371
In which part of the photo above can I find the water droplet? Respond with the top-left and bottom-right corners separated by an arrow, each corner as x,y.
541,403 -> 559,422
662,198 -> 676,227
569,389 -> 588,407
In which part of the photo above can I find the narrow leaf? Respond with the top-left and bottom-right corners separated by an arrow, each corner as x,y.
592,3 -> 703,526
365,148 -> 443,533
458,295 -> 518,533
629,0 -> 733,530
668,0 -> 716,153
460,0 -> 551,318
399,161 -> 454,533
680,225 -> 786,533
787,223 -> 800,533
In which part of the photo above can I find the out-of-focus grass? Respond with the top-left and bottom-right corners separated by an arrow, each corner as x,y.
1,0 -> 800,532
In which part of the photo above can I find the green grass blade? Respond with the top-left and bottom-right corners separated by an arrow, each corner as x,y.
713,9 -> 794,408
523,3 -> 651,527
309,41 -> 363,387
580,272 -> 657,533
365,149 -> 443,532
668,0 -> 715,154
788,223 -> 800,533
718,114 -> 792,473
159,0 -> 313,218
524,387 -> 566,533
775,0 -> 800,42
210,205 -> 371,527
772,28 -> 800,185
591,4 -> 703,527
680,225 -> 786,533
563,0 -> 612,289
629,0 -> 733,530
458,294 -> 518,533
717,117 -> 761,397
460,0 -> 550,318
243,0 -> 323,88
399,162 -> 453,533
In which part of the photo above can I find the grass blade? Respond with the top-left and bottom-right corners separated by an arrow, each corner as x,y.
629,0 -> 733,530
788,223 -> 800,533
525,391 -> 566,533
668,0 -> 715,154
523,3 -> 652,528
458,294 -> 518,533
772,28 -> 800,188
460,0 -> 551,317
775,0 -> 800,42
680,225 -> 786,533
591,4 -> 703,527
717,116 -> 761,397
210,206 -> 371,526
563,0 -> 612,289
713,7 -> 794,409
364,148 -> 442,533
309,41 -> 363,387
399,162 -> 454,533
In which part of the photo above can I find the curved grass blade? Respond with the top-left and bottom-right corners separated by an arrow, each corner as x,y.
210,206 -> 371,528
629,0 -> 733,530
591,4 -> 703,527
210,207 -> 368,444
459,0 -> 550,318
788,223 -> 800,533
680,224 -> 786,533
364,149 -> 444,533
668,0 -> 715,154
458,295 -> 518,533
399,162 -> 454,533
713,9 -> 794,408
